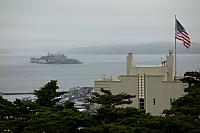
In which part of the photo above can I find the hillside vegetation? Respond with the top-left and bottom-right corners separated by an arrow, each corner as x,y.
1,72 -> 200,133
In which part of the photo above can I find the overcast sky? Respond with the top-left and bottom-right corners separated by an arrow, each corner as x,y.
0,0 -> 199,52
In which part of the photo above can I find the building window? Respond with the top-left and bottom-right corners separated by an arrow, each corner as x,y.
170,98 -> 175,106
153,98 -> 155,105
139,98 -> 145,109
138,74 -> 146,110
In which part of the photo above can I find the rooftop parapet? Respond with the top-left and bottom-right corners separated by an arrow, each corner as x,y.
100,75 -> 120,81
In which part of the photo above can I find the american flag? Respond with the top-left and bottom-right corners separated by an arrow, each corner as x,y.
175,19 -> 191,48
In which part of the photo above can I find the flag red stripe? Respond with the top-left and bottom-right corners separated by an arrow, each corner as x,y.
175,31 -> 191,48
184,43 -> 190,48
175,19 -> 191,48
182,32 -> 190,40
182,31 -> 188,35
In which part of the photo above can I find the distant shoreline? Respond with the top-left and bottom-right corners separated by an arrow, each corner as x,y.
67,42 -> 200,55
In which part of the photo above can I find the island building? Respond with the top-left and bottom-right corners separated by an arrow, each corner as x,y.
94,51 -> 186,115
30,53 -> 81,64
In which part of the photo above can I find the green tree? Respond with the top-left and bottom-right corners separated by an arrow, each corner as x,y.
165,72 -> 200,119
82,88 -> 146,132
34,80 -> 59,107
0,97 -> 17,132
0,96 -> 16,120
181,71 -> 200,91
88,88 -> 136,108
163,71 -> 200,132
13,99 -> 36,118
0,97 -> 33,133
24,108 -> 93,133
2,74 -> 200,133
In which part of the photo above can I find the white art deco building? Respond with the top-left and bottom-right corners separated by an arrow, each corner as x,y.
94,51 -> 186,115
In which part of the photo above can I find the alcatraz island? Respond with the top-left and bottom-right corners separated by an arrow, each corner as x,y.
30,53 -> 82,64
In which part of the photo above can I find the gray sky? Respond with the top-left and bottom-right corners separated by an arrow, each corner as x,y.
0,0 -> 199,52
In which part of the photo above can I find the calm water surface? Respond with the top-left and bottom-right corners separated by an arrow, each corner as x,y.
0,53 -> 199,101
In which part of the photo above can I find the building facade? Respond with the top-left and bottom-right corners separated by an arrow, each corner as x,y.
94,51 -> 186,115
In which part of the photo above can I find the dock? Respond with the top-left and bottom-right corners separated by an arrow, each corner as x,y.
2,92 -> 34,95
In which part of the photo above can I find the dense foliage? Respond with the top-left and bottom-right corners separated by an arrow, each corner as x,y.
34,80 -> 59,107
164,71 -> 200,126
1,72 -> 200,132
88,88 -> 136,108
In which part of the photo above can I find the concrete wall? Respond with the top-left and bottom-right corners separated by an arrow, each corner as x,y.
129,66 -> 165,76
94,75 -> 139,108
146,75 -> 186,115
94,74 -> 186,115
166,53 -> 174,81
127,52 -> 133,75
94,52 -> 186,115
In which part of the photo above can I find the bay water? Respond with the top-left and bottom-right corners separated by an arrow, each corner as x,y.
0,53 -> 199,101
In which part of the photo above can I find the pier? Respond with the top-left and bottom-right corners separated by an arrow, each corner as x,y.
2,92 -> 34,95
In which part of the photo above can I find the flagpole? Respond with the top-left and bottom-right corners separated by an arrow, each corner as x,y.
174,15 -> 177,80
